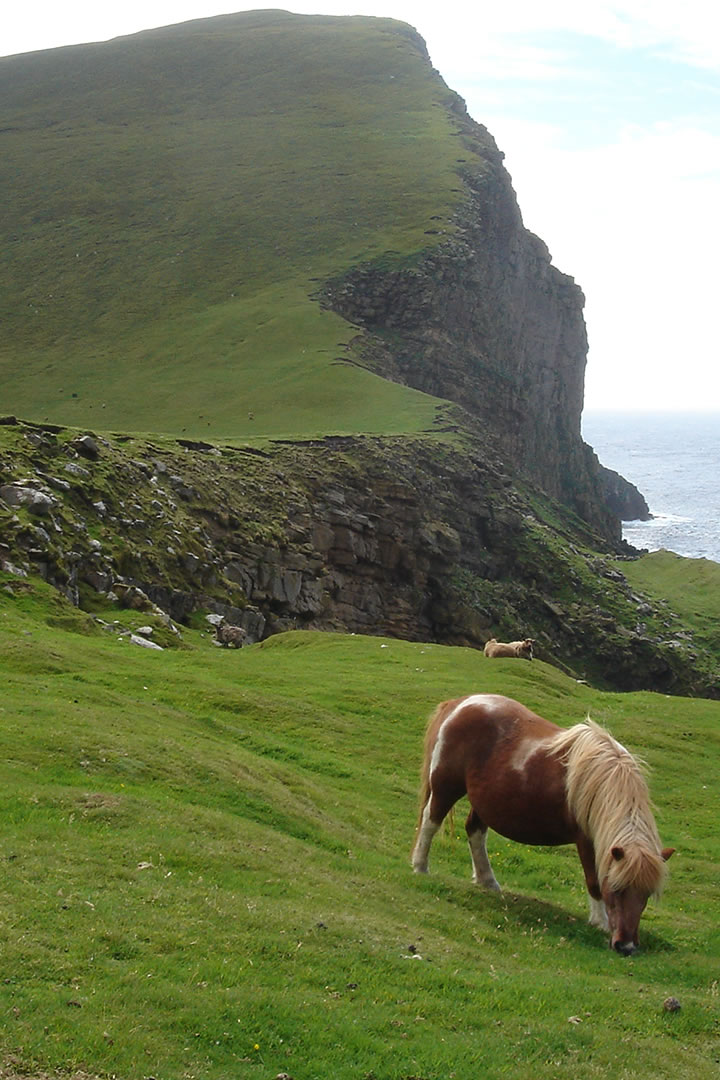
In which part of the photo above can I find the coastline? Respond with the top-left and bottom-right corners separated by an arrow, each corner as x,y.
582,410 -> 720,564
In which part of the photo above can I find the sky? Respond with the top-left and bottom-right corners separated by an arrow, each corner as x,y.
3,1 -> 720,413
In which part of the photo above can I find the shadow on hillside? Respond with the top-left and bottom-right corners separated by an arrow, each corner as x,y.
422,875 -> 674,954
501,890 -> 674,954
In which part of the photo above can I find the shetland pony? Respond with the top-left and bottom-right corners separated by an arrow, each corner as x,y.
483,638 -> 534,659
411,694 -> 674,954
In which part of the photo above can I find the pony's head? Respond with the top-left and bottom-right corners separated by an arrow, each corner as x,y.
601,844 -> 675,955
552,719 -> 675,955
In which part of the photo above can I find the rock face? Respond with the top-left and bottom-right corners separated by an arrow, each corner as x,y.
0,483 -> 58,516
1,420 -> 716,698
321,95 -> 618,541
596,463 -> 651,522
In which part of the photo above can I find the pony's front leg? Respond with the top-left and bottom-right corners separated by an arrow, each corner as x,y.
576,834 -> 608,930
466,810 -> 501,891
588,895 -> 609,931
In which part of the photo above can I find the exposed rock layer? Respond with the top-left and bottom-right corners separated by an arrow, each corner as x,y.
321,96 -> 619,540
1,419 -> 716,698
596,463 -> 651,522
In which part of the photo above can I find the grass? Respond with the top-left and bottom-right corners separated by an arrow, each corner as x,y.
3,15 -> 718,1075
619,550 -> 720,654
0,12 -> 474,440
1,573 -> 719,1079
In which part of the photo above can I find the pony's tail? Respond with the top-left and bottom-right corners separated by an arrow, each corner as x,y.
416,703 -> 444,829
414,702 -> 460,859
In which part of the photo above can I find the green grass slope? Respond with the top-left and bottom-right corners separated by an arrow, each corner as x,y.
0,12 -> 471,440
2,573 -> 719,1079
619,550 -> 720,656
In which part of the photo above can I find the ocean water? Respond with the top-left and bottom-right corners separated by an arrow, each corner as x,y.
582,411 -> 720,564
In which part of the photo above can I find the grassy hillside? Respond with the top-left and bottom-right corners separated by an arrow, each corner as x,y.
2,572 -> 719,1079
0,12 -> 471,440
619,550 -> 720,656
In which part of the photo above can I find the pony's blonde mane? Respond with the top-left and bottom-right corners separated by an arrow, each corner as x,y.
549,720 -> 667,896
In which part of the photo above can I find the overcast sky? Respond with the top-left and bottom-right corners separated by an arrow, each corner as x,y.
3,1 -> 719,413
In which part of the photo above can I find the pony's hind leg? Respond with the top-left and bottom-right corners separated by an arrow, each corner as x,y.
411,800 -> 440,874
412,785 -> 457,874
466,810 -> 501,891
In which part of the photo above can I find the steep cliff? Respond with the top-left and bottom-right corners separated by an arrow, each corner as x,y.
321,93 -> 618,539
1,11 -> 632,544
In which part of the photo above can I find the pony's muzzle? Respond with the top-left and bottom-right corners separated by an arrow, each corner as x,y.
612,939 -> 637,957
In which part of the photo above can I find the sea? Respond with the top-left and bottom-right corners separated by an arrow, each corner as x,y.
581,411 -> 720,564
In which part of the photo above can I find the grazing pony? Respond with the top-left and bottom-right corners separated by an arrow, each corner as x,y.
411,694 -> 673,954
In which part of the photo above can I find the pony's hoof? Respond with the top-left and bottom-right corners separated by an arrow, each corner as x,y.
473,877 -> 501,892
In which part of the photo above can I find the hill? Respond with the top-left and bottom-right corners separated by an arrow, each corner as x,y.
1,11 -> 717,697
618,550 -> 720,658
0,12 -> 462,441
1,9 -> 620,535
1,580 -> 719,1079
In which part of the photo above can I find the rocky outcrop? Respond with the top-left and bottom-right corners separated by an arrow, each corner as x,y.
596,463 -> 651,522
1,419 -> 716,698
320,94 -> 619,541
0,482 -> 59,516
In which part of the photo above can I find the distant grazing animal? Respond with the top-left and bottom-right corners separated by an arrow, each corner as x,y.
483,637 -> 534,659
215,620 -> 248,648
411,694 -> 673,954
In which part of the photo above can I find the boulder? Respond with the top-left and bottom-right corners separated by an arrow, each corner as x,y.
64,462 -> 91,479
129,633 -> 163,650
0,484 -> 57,516
72,435 -> 101,460
116,584 -> 153,611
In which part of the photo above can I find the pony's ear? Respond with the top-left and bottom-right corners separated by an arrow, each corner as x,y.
661,847 -> 676,861
611,846 -> 625,862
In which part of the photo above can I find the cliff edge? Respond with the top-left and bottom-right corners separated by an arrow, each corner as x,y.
321,91 -> 618,539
